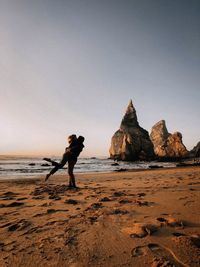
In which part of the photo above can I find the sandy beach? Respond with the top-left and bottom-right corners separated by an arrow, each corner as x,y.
0,166 -> 200,267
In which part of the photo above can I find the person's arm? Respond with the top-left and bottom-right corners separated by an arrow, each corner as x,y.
69,144 -> 83,154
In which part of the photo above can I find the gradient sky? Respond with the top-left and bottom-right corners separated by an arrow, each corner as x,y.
0,0 -> 199,157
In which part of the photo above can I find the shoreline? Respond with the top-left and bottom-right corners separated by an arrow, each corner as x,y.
0,166 -> 200,266
0,164 -> 199,182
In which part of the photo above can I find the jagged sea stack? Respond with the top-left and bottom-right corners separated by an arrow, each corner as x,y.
109,100 -> 155,161
150,120 -> 188,159
189,141 -> 200,158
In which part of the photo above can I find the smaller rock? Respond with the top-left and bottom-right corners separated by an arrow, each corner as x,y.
115,168 -> 127,172
150,120 -> 188,159
111,163 -> 119,166
149,165 -> 163,169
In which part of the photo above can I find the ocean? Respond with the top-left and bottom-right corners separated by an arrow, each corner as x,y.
0,156 -> 177,180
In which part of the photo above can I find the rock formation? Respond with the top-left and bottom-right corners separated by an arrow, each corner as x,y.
150,120 -> 188,159
189,141 -> 200,158
109,100 -> 155,161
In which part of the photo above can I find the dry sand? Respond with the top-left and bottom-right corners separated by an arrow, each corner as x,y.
0,166 -> 200,267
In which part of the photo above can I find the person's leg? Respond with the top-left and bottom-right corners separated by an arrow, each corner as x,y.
44,153 -> 69,167
68,159 -> 77,188
59,153 -> 68,166
45,165 -> 60,181
43,158 -> 60,167
44,154 -> 68,181
45,161 -> 66,181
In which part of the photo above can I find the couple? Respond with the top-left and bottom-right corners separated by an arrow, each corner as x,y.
44,134 -> 84,188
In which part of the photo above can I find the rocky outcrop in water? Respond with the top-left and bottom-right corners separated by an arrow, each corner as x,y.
189,141 -> 200,158
109,100 -> 155,161
150,120 -> 188,159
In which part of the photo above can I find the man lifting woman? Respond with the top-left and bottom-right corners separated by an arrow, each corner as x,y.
44,134 -> 84,188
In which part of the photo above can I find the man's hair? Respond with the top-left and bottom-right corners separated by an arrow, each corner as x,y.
78,136 -> 85,143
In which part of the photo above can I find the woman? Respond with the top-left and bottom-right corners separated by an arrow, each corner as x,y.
44,135 -> 85,188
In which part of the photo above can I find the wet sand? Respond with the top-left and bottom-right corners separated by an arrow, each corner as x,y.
0,166 -> 200,267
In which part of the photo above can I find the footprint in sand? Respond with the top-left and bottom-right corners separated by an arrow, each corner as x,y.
111,208 -> 129,215
148,243 -> 189,267
85,202 -> 104,211
183,200 -> 195,206
178,196 -> 188,200
112,191 -> 126,197
132,243 -> 189,267
6,202 -> 24,207
47,208 -> 69,214
134,199 -> 154,206
7,219 -> 32,232
191,234 -> 200,248
49,194 -> 61,200
156,217 -> 184,228
32,195 -> 45,200
124,223 -> 158,238
0,191 -> 18,200
17,197 -> 28,201
172,232 -> 186,237
64,199 -> 78,205
137,192 -> 146,197
100,197 -> 111,202
119,199 -> 132,204
131,245 -> 147,257
172,233 -> 200,253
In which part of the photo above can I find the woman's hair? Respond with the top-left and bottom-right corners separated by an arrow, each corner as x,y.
68,134 -> 77,143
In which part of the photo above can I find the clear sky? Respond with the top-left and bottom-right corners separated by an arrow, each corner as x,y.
0,0 -> 199,157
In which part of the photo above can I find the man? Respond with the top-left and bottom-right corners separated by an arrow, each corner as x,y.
44,135 -> 85,188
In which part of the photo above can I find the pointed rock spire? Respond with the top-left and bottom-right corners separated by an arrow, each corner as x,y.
120,100 -> 139,130
110,100 -> 155,161
126,99 -> 136,114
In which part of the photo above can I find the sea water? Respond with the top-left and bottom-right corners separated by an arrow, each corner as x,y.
0,156 -> 176,180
